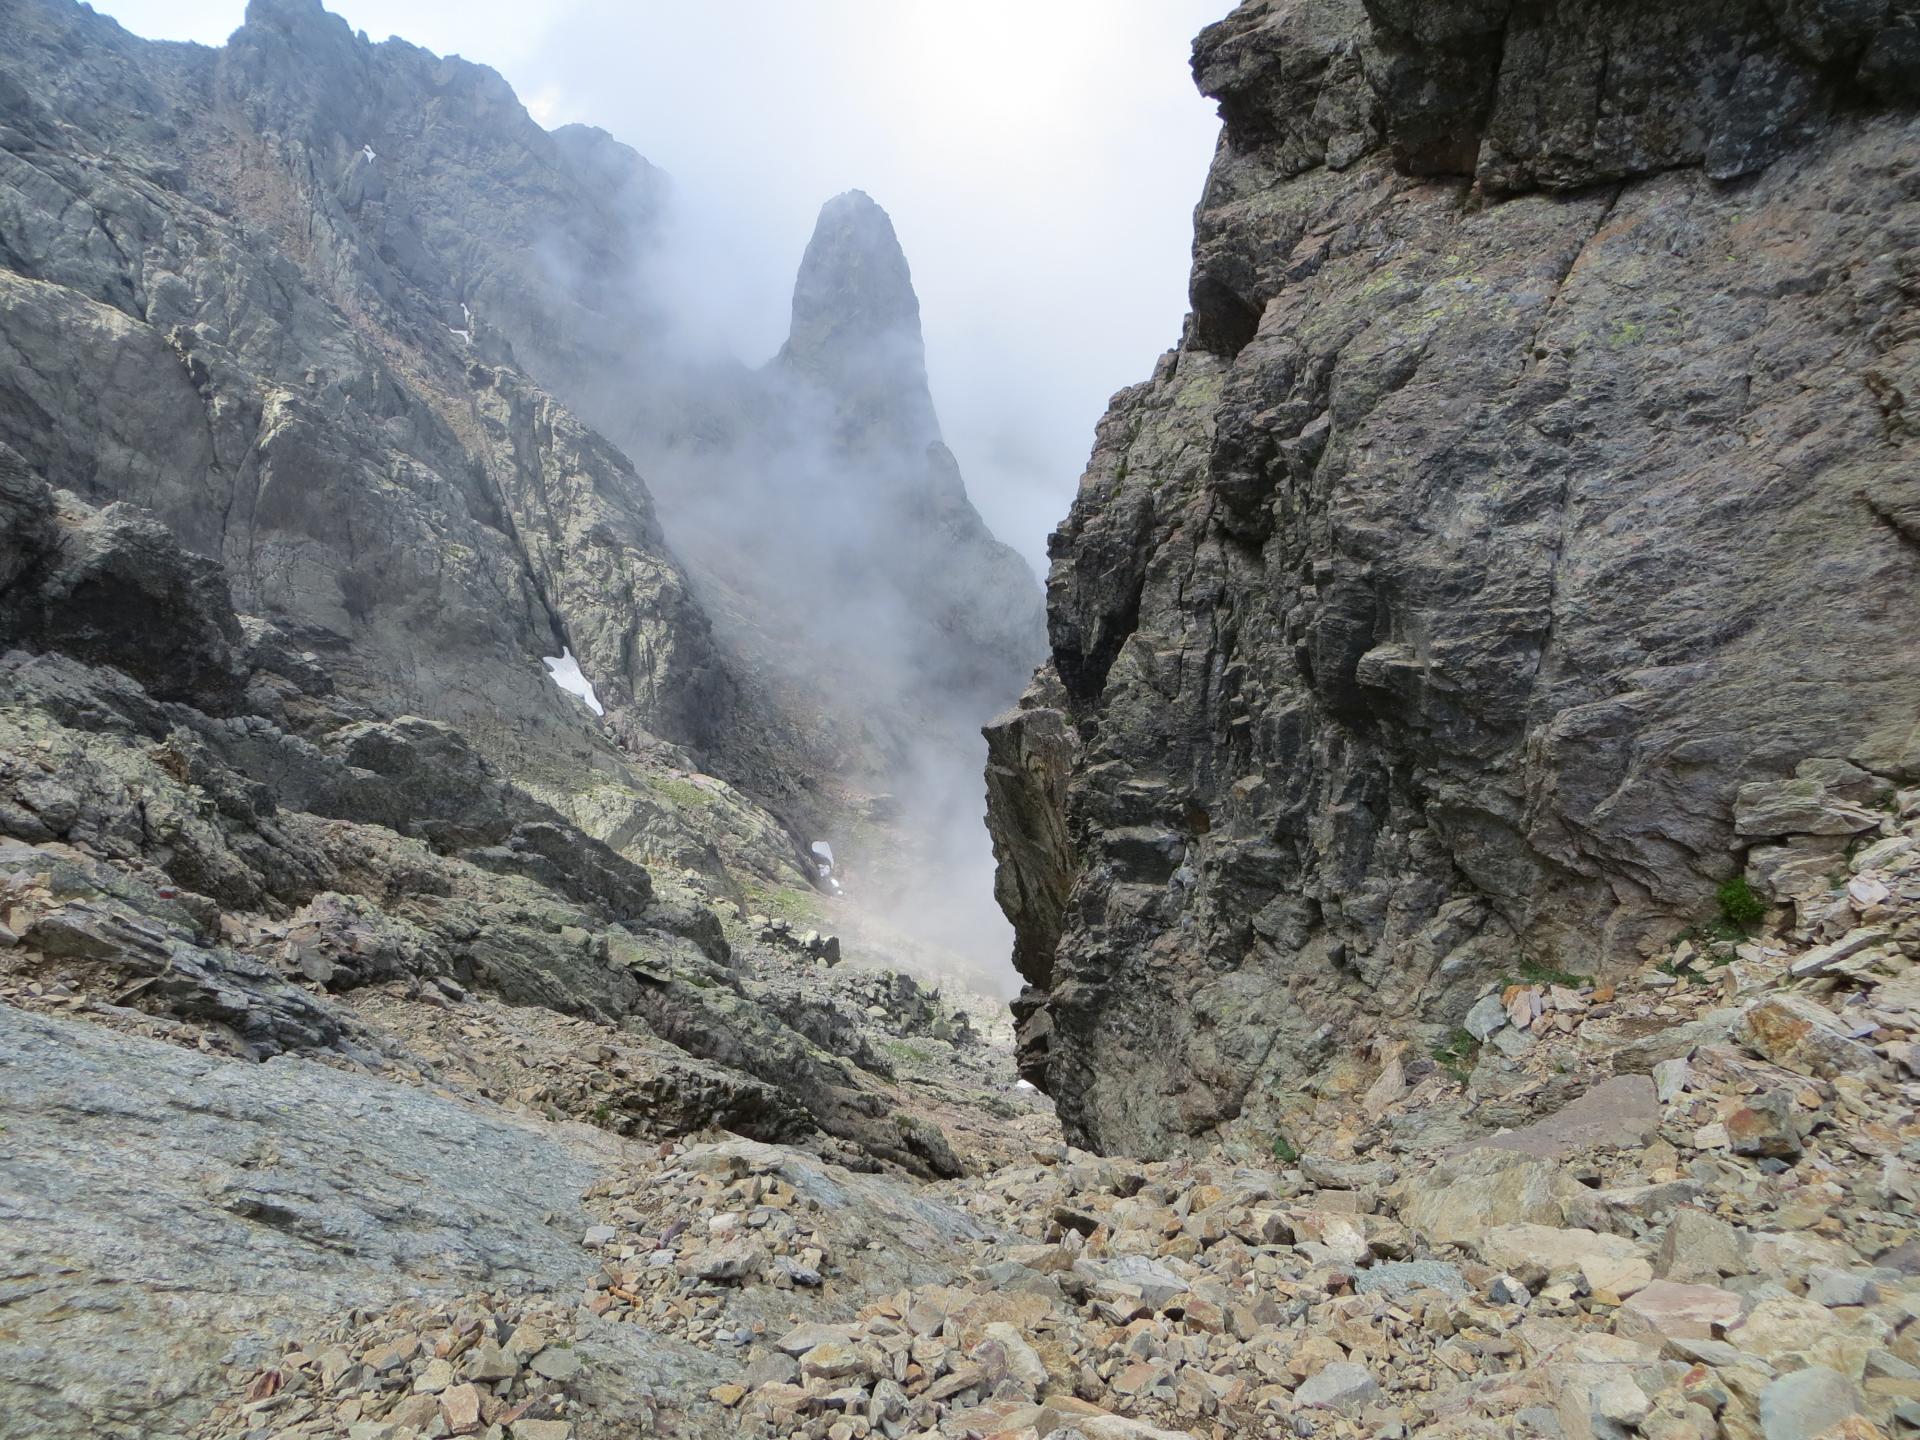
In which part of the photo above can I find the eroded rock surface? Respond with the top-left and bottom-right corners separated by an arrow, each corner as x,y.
985,0 -> 1920,1156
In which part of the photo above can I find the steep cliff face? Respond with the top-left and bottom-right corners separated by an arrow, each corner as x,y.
987,0 -> 1920,1155
0,0 -> 754,884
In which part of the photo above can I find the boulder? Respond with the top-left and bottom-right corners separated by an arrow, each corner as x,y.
1396,1148 -> 1583,1247
1738,995 -> 1877,1079
1614,1280 -> 1743,1344
1478,1225 -> 1653,1294
1477,1076 -> 1661,1160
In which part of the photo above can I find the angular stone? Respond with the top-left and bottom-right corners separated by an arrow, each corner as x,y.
1293,1360 -> 1379,1412
1614,1280 -> 1743,1344
1656,1209 -> 1748,1283
1738,994 -> 1878,1078
1758,1367 -> 1863,1440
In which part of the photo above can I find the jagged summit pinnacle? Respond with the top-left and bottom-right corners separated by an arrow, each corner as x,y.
778,190 -> 938,448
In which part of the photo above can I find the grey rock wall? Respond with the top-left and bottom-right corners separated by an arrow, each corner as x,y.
987,0 -> 1920,1155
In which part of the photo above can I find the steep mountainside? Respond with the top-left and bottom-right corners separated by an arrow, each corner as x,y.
987,0 -> 1920,1155
0,0 -> 1041,993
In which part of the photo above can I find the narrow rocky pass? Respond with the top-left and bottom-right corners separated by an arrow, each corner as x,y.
3,0 -> 1919,1438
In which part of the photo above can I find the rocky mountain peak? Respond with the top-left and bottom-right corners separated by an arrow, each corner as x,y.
778,189 -> 939,452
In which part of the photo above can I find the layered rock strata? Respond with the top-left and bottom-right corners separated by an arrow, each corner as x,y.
987,0 -> 1920,1154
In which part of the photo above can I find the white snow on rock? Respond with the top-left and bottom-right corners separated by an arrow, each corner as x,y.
447,327 -> 472,345
811,840 -> 839,886
361,144 -> 376,163
541,648 -> 603,716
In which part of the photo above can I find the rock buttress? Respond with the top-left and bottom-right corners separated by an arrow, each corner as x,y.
986,0 -> 1920,1156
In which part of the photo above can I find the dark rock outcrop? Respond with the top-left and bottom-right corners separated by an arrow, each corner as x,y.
1,0 -> 730,762
987,0 -> 1920,1156
0,458 -> 953,1172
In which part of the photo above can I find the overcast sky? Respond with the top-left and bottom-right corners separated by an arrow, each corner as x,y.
95,0 -> 1225,573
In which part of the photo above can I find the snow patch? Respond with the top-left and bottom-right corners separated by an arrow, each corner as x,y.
1015,1079 -> 1038,1092
810,840 -> 842,892
447,327 -> 472,345
541,648 -> 603,716
361,144 -> 376,163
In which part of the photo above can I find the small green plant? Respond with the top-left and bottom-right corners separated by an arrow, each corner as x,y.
651,777 -> 715,809
742,883 -> 823,924
1431,1028 -> 1481,1085
590,1103 -> 612,1125
1716,875 -> 1765,931
1609,319 -> 1647,347
1501,959 -> 1593,991
1270,1133 -> 1300,1165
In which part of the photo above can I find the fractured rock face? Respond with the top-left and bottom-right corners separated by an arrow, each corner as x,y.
984,0 -> 1920,1155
